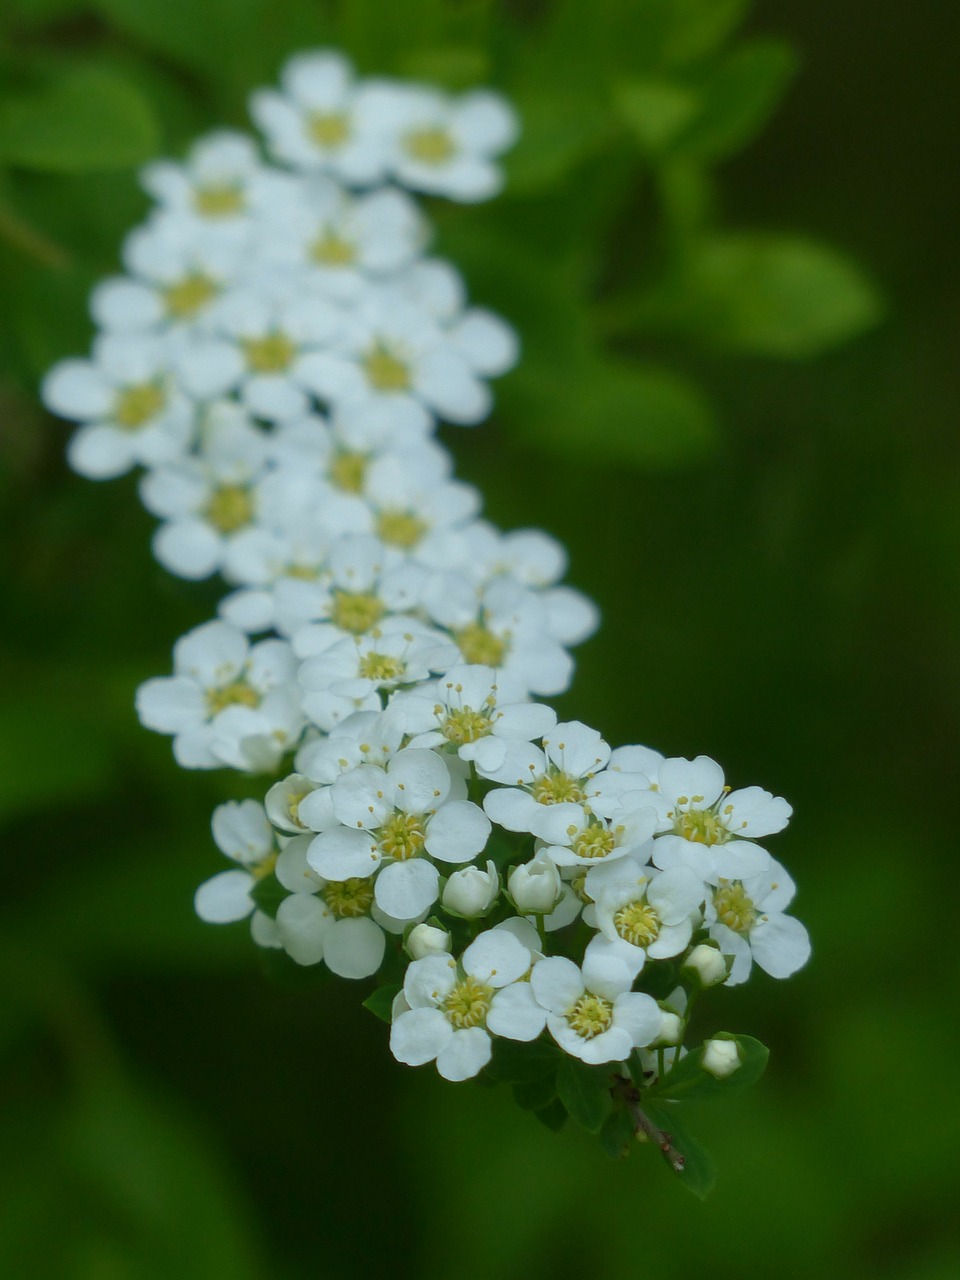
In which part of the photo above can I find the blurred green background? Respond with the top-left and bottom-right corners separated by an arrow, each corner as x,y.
1,1 -> 957,1276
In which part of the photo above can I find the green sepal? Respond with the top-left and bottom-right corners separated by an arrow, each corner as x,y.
598,1104 -> 636,1160
248,874 -> 287,920
362,983 -> 401,1024
531,1098 -> 568,1132
556,1058 -> 614,1134
485,1036 -> 563,1084
647,1034 -> 769,1103
512,1072 -> 558,1112
641,1101 -> 716,1199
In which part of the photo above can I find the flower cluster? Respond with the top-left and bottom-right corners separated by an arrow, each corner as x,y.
43,49 -> 810,1182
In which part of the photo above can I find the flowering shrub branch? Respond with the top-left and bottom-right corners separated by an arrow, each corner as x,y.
41,48 -> 810,1196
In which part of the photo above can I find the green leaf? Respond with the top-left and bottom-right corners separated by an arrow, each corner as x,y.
598,1104 -> 636,1159
362,983 -> 401,1024
486,1036 -> 563,1084
92,0 -> 265,76
397,46 -> 490,89
670,233 -> 884,357
247,873 -> 287,919
532,1098 -> 568,1132
512,1072 -> 558,1112
556,1058 -> 613,1134
0,69 -> 159,172
641,1101 -> 717,1199
514,357 -> 719,469
674,40 -> 798,161
614,78 -> 699,153
649,1034 -> 770,1102
505,92 -> 612,195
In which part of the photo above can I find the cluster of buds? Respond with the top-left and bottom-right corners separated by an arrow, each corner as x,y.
42,49 -> 810,1189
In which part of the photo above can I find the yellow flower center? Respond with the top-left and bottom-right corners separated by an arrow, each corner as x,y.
242,332 -> 296,374
323,876 -> 375,918
673,807 -> 727,845
570,871 -> 592,904
614,900 -> 661,948
251,849 -> 278,881
206,484 -> 254,534
193,185 -> 245,217
113,382 -> 166,430
363,344 -> 411,392
163,272 -> 218,319
532,771 -> 585,806
331,590 -> 385,634
285,562 -> 320,581
307,112 -> 350,149
567,993 -> 614,1040
206,679 -> 260,716
310,230 -> 356,266
573,825 -> 617,860
713,882 -> 757,934
377,510 -> 428,549
454,623 -> 507,667
330,451 -> 368,493
358,652 -> 406,682
443,975 -> 493,1029
378,813 -> 426,862
404,126 -> 456,165
442,706 -> 493,745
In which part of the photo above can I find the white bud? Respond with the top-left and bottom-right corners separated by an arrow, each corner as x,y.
442,860 -> 499,918
656,1011 -> 684,1046
406,923 -> 451,960
702,1038 -> 742,1079
508,854 -> 562,914
682,943 -> 728,988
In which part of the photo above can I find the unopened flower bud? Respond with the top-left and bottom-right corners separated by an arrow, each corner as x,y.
442,860 -> 499,918
682,943 -> 728,988
656,1011 -> 684,1046
508,854 -> 561,914
702,1038 -> 742,1079
406,923 -> 451,960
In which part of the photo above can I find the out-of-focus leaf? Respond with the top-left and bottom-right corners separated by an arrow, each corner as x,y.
0,691 -> 116,821
615,78 -> 699,153
512,357 -> 719,469
674,233 -> 884,357
397,45 -> 490,89
600,0 -> 750,71
673,40 -> 797,160
512,1072 -> 558,1112
504,92 -> 612,194
0,69 -> 159,172
641,1100 -> 717,1198
92,0 -> 266,76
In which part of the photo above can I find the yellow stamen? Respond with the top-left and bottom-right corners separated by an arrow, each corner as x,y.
377,510 -> 428,548
404,126 -> 456,165
206,485 -> 254,534
206,680 -> 260,716
713,882 -> 757,934
378,813 -> 426,861
163,272 -> 218,319
331,590 -> 385,634
363,344 -> 411,392
193,185 -> 245,217
614,900 -> 661,948
242,332 -> 296,374
443,975 -> 493,1029
307,112 -> 350,149
567,993 -> 614,1040
323,876 -> 375,918
114,382 -> 165,430
454,622 -> 507,667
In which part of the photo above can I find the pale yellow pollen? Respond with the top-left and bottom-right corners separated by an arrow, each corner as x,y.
358,651 -> 406,682
163,272 -> 218,319
206,484 -> 254,534
574,824 -> 616,860
377,510 -> 429,549
443,975 -> 493,1029
114,382 -> 166,430
242,331 -> 296,374
285,562 -> 320,581
331,590 -> 385,634
713,882 -> 757,934
570,871 -> 592,904
310,229 -> 357,266
532,771 -> 586,806
193,184 -> 245,217
330,450 -> 368,493
363,343 -> 411,392
567,993 -> 614,1040
206,679 -> 260,716
454,622 -> 507,667
323,876 -> 375,918
673,807 -> 728,845
307,112 -> 350,149
442,706 -> 493,745
404,126 -> 456,165
614,900 -> 661,948
251,849 -> 278,881
378,812 -> 426,861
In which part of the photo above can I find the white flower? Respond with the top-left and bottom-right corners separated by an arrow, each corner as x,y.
508,854 -> 563,915
702,1038 -> 742,1079
389,928 -> 542,1081
583,859 -> 705,978
372,84 -> 519,202
141,130 -> 289,227
42,334 -> 193,479
704,859 -> 811,986
406,922 -> 451,960
193,800 -> 281,948
649,755 -> 789,881
442,860 -> 499,918
250,50 -> 394,184
135,620 -> 303,770
306,748 -> 490,921
530,953 -> 662,1065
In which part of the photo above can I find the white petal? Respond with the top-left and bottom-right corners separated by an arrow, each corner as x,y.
486,984 -> 547,1042
387,748 -> 451,813
194,870 -> 253,923
275,893 -> 332,965
436,1027 -> 491,1081
324,917 -> 386,979
374,859 -> 439,920
613,992 -> 663,1048
462,930 -> 528,988
530,956 -> 583,1015
390,1007 -> 452,1066
750,914 -> 811,979
424,800 -> 491,862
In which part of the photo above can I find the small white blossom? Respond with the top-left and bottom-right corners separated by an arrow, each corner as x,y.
705,859 -> 811,985
193,800 -> 281,947
530,953 -> 662,1065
